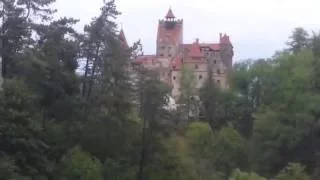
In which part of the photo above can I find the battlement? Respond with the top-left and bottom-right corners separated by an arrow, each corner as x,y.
159,19 -> 183,24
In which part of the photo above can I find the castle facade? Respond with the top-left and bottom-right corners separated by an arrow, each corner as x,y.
132,8 -> 234,99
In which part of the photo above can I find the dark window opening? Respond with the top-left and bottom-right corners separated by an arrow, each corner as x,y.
160,53 -> 164,57
173,76 -> 176,80
217,80 -> 221,84
195,64 -> 199,69
217,69 -> 221,74
199,75 -> 203,79
214,60 -> 217,64
168,54 -> 172,57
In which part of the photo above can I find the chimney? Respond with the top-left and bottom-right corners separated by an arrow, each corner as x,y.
195,38 -> 199,44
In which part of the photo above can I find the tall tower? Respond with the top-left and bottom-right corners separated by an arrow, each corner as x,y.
156,8 -> 183,58
220,33 -> 234,70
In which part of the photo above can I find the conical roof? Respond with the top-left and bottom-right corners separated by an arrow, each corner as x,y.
165,8 -> 175,19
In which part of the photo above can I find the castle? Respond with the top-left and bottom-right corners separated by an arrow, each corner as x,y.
131,8 -> 234,100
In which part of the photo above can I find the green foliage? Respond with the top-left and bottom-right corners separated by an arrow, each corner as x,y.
178,65 -> 198,120
229,169 -> 266,180
186,122 -> 248,179
275,163 -> 310,180
58,147 -> 103,180
287,27 -> 310,54
0,80 -> 52,177
1,1 -> 320,179
212,125 -> 249,178
186,122 -> 213,157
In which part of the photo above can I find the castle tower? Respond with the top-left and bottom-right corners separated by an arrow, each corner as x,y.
156,8 -> 183,58
119,28 -> 129,49
219,33 -> 234,69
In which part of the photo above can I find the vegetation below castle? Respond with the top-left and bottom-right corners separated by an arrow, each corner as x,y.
1,1 -> 320,180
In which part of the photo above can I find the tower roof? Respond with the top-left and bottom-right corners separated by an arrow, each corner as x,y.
119,28 -> 129,48
165,8 -> 175,19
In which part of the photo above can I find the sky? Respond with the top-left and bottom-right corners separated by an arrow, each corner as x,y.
54,0 -> 320,62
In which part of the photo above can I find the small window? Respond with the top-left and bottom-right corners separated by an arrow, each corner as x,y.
160,53 -> 164,57
195,64 -> 199,69
217,80 -> 221,84
168,54 -> 172,57
199,75 -> 203,79
214,60 -> 217,64
173,76 -> 176,80
217,69 -> 221,74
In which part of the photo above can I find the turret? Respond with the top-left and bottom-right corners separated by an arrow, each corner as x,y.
219,33 -> 233,69
156,8 -> 183,58
119,28 -> 129,49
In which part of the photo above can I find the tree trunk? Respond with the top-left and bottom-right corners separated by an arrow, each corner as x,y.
86,43 -> 101,101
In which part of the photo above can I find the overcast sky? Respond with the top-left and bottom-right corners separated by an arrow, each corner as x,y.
54,0 -> 320,61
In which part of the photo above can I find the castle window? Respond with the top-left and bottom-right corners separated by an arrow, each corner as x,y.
168,54 -> 172,57
214,60 -> 217,64
173,76 -> 176,80
199,75 -> 203,80
217,69 -> 221,74
195,64 -> 199,69
217,80 -> 221,84
160,53 -> 164,57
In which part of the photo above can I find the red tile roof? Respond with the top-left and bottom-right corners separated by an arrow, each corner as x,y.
200,43 -> 220,51
189,40 -> 203,58
133,55 -> 157,65
165,8 -> 175,19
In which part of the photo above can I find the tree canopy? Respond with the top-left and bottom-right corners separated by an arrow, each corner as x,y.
1,1 -> 320,179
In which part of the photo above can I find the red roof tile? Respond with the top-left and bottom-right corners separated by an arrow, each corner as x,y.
189,40 -> 203,58
134,55 -> 157,65
200,43 -> 220,51
165,8 -> 175,19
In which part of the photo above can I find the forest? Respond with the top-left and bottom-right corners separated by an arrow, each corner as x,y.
1,0 -> 320,180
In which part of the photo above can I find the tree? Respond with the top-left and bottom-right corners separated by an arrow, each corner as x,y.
275,163 -> 310,180
0,80 -> 52,178
58,147 -> 103,180
287,27 -> 310,54
136,68 -> 170,180
179,65 -> 197,121
229,169 -> 266,180
186,122 -> 248,179
0,0 -> 56,79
